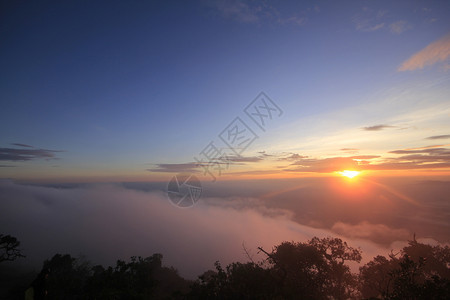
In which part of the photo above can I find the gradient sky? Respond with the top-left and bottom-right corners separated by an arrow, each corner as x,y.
1,0 -> 450,182
1,1 -> 450,280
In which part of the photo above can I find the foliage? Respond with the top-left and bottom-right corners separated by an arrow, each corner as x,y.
359,238 -> 450,299
188,261 -> 277,299
28,253 -> 189,299
3,233 -> 448,299
188,237 -> 362,299
0,234 -> 25,263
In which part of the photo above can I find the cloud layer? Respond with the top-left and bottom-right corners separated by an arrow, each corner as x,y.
0,180 -> 338,278
399,33 -> 450,71
4,178 -> 447,279
1,177 -> 448,279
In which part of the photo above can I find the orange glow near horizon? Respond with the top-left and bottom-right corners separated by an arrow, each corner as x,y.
337,170 -> 360,178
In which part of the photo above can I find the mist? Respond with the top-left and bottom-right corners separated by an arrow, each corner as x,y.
1,178 -> 447,279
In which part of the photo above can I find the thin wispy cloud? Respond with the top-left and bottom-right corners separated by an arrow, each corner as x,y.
149,155 -> 265,173
389,20 -> 411,34
0,147 -> 62,161
349,155 -> 380,160
278,15 -> 306,25
366,161 -> 450,170
426,134 -> 450,140
355,20 -> 384,32
226,155 -> 264,163
362,124 -> 395,131
404,144 -> 447,150
11,143 -> 34,148
211,0 -> 261,23
147,163 -> 200,173
353,7 -> 386,32
257,151 -> 273,157
389,147 -> 450,155
278,153 -> 307,161
287,157 -> 360,173
209,0 -> 308,26
360,147 -> 450,170
398,33 -> 450,71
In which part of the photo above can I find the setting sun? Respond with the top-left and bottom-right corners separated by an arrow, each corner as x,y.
338,170 -> 360,178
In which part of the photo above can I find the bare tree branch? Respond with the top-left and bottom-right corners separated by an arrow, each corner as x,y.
242,241 -> 255,264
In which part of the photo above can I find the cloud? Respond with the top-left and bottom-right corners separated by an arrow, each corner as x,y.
366,162 -> 450,171
1,177 -> 448,279
208,0 -> 307,26
148,156 -> 265,173
362,124 -> 395,131
349,155 -> 380,160
286,157 -> 360,173
426,135 -> 450,140
389,147 -> 450,155
405,144 -> 448,150
389,20 -> 411,34
11,143 -> 33,148
353,8 -> 386,32
280,146 -> 450,173
0,147 -> 62,161
223,169 -> 281,176
147,163 -> 200,173
226,155 -> 264,163
398,33 -> 450,71
257,151 -> 275,159
0,180 -> 351,278
331,222 -> 411,246
354,20 -> 384,32
278,153 -> 308,161
395,154 -> 450,162
212,0 -> 260,23
364,147 -> 450,170
340,148 -> 359,151
254,176 -> 450,246
366,23 -> 384,31
328,147 -> 449,171
277,15 -> 307,26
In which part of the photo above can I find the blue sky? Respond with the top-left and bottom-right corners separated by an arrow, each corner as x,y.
1,0 -> 449,182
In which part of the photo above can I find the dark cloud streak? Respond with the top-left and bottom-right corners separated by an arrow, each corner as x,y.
362,124 -> 395,131
147,163 -> 200,173
389,148 -> 450,155
0,147 -> 62,161
11,143 -> 34,148
426,135 -> 450,140
149,155 -> 266,173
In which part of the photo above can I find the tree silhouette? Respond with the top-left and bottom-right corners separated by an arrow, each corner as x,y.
0,234 -> 25,263
188,237 -> 362,299
267,237 -> 362,299
14,235 -> 450,299
26,253 -> 190,299
359,238 -> 450,299
188,261 -> 277,299
38,254 -> 91,299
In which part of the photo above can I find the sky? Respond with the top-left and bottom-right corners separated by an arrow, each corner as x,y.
1,0 -> 450,278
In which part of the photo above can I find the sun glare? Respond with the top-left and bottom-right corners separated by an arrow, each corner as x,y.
338,170 -> 360,178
